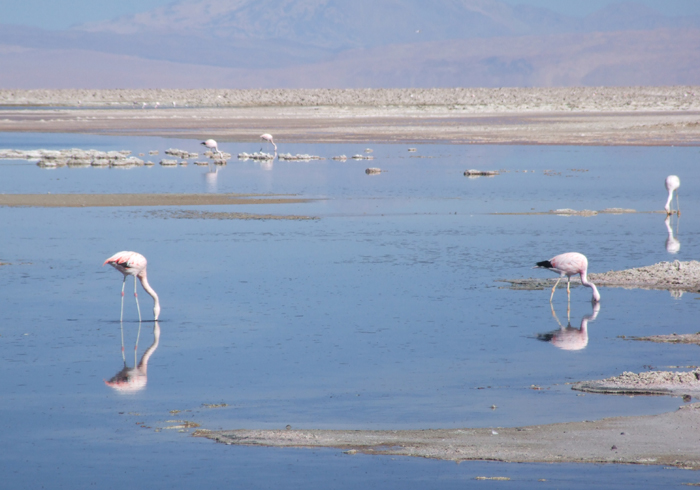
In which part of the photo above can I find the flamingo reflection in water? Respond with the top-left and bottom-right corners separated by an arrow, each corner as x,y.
664,215 -> 680,254
537,302 -> 601,351
105,321 -> 160,393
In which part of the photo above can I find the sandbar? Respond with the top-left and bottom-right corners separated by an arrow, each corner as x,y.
0,193 -> 312,208
194,402 -> 700,468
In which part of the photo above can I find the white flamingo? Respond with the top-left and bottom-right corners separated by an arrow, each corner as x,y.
201,139 -> 223,157
260,133 -> 277,152
664,175 -> 680,215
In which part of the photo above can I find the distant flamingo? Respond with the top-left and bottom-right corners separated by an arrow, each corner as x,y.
104,251 -> 160,321
201,139 -> 223,157
664,175 -> 680,215
260,133 -> 277,152
535,252 -> 600,303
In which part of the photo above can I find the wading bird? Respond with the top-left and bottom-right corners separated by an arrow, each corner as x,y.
535,252 -> 600,303
665,175 -> 680,216
201,139 -> 223,157
260,133 -> 277,152
104,251 -> 160,321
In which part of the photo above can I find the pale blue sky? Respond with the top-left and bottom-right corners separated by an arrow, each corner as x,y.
3,0 -> 700,30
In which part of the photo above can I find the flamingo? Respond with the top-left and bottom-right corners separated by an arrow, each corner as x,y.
534,252 -> 600,303
664,175 -> 680,216
260,133 -> 277,152
104,251 -> 160,321
201,139 -> 223,157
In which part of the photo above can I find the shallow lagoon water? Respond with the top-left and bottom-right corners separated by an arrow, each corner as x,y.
1,133 -> 700,488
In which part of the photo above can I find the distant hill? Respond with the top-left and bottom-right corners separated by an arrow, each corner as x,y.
1,0 -> 699,88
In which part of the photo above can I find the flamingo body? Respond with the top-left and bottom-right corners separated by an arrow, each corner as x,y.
104,251 -> 160,320
260,133 -> 277,152
664,175 -> 680,215
201,139 -> 222,157
535,252 -> 600,303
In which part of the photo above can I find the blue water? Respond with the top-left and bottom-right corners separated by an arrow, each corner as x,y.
1,133 -> 699,488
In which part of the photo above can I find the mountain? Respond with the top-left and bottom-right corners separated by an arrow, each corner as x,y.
1,0 -> 699,88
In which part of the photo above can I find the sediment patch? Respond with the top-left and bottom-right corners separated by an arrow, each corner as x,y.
194,403 -> 700,468
0,193 -> 312,208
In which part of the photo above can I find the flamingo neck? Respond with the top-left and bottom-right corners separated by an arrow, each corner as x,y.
580,271 -> 601,302
665,189 -> 674,212
137,322 -> 161,372
138,271 -> 160,320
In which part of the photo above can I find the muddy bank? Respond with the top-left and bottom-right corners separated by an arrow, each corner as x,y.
632,333 -> 700,345
0,193 -> 312,208
573,370 -> 700,396
194,403 -> 700,468
145,210 -> 319,221
502,260 -> 700,293
0,88 -> 699,145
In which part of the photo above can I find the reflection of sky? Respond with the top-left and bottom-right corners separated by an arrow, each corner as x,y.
1,134 -> 699,487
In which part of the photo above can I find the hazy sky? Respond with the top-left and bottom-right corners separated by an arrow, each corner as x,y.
3,0 -> 700,30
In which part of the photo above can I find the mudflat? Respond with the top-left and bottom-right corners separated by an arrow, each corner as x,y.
1,87 -> 699,145
195,403 -> 700,469
0,193 -> 311,208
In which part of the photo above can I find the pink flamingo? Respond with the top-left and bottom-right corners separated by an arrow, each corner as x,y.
104,251 -> 160,321
260,133 -> 277,152
201,139 -> 223,157
664,175 -> 680,216
535,252 -> 600,303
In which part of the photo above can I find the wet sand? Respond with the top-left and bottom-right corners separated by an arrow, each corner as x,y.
0,193 -> 312,208
194,403 -> 700,468
1,88 -> 699,145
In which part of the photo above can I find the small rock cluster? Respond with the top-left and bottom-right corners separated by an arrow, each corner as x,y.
237,152 -> 275,161
165,148 -> 199,159
0,148 -> 148,168
277,153 -> 325,161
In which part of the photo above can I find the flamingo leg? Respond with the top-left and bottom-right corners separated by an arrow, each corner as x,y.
133,276 -> 142,323
120,277 -> 126,323
676,192 -> 680,216
120,320 -> 126,364
550,302 -> 563,328
134,320 -> 142,366
550,277 -> 562,302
